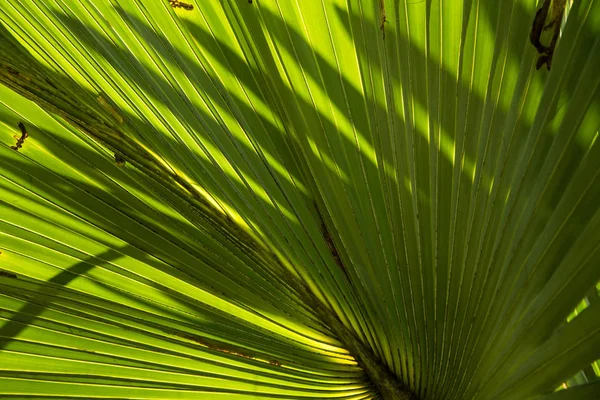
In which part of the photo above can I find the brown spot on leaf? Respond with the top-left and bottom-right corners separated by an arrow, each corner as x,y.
174,331 -> 257,361
379,0 -> 387,39
97,95 -> 124,124
314,202 -> 351,282
114,153 -> 126,166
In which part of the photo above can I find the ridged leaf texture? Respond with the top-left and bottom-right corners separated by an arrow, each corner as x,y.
0,0 -> 599,399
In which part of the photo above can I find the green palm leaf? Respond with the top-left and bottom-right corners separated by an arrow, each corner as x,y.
0,0 -> 598,399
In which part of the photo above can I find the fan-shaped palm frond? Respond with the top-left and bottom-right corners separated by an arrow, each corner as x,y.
0,0 -> 599,399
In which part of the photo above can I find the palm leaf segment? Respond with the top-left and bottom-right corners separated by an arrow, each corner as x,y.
0,0 -> 599,399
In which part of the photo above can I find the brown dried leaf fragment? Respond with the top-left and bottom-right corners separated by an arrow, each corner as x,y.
529,0 -> 567,71
530,0 -> 552,54
169,0 -> 193,10
536,54 -> 550,70
11,122 -> 28,151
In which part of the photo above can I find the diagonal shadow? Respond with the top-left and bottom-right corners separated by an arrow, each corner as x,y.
0,246 -> 361,391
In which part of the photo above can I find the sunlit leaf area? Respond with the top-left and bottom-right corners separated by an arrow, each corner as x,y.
0,0 -> 599,399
